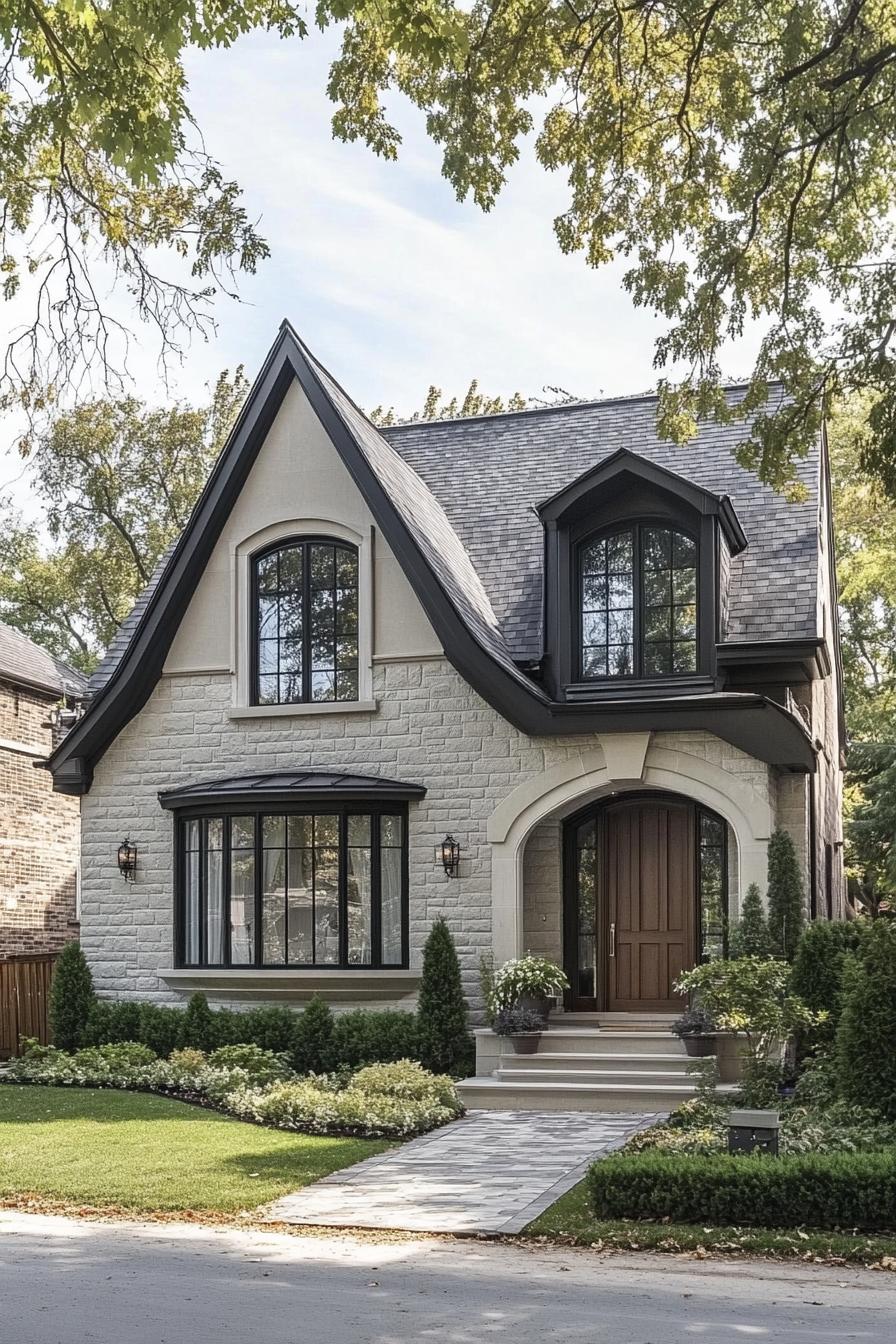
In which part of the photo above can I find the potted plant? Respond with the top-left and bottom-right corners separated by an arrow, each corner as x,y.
671,1004 -> 718,1057
493,1006 -> 545,1054
490,955 -> 570,1025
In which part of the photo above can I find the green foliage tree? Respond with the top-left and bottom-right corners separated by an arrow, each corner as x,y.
0,4 -> 303,412
835,920 -> 896,1119
291,997 -> 334,1075
370,379 -> 527,426
766,830 -> 806,961
0,370 -> 247,671
323,2 -> 896,497
48,942 -> 95,1051
417,917 -> 471,1076
791,921 -> 867,1045
728,883 -> 772,959
179,993 -> 216,1052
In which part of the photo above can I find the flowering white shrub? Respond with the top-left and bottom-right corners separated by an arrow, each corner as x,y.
3,1040 -> 463,1139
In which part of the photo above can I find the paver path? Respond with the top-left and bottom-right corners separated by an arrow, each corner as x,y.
266,1110 -> 659,1235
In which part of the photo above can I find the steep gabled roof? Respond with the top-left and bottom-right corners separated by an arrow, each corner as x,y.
50,322 -> 817,793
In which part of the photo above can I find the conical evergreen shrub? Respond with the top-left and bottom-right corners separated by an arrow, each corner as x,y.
766,829 -> 806,960
835,920 -> 896,1118
49,941 -> 95,1051
179,992 -> 217,1051
417,917 -> 472,1076
729,883 -> 773,958
292,996 -> 334,1074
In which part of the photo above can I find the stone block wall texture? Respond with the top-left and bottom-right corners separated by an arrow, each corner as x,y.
0,681 -> 80,958
82,657 -> 792,1012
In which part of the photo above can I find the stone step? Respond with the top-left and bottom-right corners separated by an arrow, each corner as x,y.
498,1051 -> 694,1074
558,1012 -> 680,1032
496,1067 -> 697,1088
535,1028 -> 686,1056
458,1076 -> 736,1114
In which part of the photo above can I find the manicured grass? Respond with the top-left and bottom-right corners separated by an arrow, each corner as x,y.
0,1085 -> 390,1216
525,1179 -> 896,1266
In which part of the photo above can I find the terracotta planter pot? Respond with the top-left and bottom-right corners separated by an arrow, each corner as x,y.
509,1033 -> 541,1055
683,1035 -> 717,1058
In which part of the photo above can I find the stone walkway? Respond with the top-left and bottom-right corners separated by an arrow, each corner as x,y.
266,1110 -> 660,1236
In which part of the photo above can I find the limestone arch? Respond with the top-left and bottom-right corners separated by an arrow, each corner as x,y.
488,736 -> 773,963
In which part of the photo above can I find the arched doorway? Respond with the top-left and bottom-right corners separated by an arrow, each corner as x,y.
563,792 -> 727,1011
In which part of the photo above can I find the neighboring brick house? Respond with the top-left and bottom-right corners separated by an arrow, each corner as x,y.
47,323 -> 845,1102
0,624 -> 86,958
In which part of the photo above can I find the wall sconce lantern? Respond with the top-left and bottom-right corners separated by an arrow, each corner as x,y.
117,838 -> 138,883
439,834 -> 461,879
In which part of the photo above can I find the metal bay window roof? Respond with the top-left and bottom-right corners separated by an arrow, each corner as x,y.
159,771 -> 427,810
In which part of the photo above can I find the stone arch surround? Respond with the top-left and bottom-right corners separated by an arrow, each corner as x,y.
487,733 -> 773,963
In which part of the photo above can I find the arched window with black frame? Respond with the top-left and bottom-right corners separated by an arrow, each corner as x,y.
578,523 -> 699,680
252,538 -> 359,705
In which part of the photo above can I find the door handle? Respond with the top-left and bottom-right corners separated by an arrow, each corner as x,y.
609,922 -> 616,958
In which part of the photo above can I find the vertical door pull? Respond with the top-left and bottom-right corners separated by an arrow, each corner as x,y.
609,922 -> 616,958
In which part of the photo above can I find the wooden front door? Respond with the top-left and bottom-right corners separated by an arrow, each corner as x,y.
605,800 -> 695,1012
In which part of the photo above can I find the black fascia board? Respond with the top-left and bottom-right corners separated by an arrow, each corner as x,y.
716,637 -> 832,679
47,323 -> 813,790
537,448 -> 748,555
160,777 -> 427,811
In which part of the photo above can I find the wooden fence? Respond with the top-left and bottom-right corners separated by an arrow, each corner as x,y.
0,954 -> 56,1058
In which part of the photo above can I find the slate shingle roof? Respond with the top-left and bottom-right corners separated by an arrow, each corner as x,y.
87,375 -> 820,698
0,621 -> 87,700
380,387 -> 820,660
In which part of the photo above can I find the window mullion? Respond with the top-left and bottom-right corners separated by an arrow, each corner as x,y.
253,814 -> 262,967
338,810 -> 348,967
371,811 -> 382,969
303,541 -> 312,704
224,816 -> 232,967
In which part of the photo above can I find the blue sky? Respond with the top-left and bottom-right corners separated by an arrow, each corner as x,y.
163,27 -> 763,416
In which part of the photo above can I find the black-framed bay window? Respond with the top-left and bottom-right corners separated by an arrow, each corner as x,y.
252,537 -> 359,705
177,805 -> 408,969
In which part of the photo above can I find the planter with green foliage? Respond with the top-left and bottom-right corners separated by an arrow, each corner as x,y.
493,1006 -> 544,1054
490,956 -> 569,1023
671,1005 -> 717,1057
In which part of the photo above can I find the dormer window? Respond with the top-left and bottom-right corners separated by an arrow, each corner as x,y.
579,525 -> 698,681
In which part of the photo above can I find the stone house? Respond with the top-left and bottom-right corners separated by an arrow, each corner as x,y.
47,324 -> 845,1107
1,623 -> 86,958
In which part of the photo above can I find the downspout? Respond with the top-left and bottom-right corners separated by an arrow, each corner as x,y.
808,761 -> 818,921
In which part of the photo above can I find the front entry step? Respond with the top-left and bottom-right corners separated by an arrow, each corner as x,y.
458,1076 -> 738,1113
464,1015 -> 730,1113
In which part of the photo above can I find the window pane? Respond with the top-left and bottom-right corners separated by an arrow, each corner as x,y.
206,819 -> 225,965
380,815 -> 403,848
184,847 -> 200,966
310,544 -> 336,589
230,815 -> 255,965
700,812 -> 726,960
262,828 -> 286,964
644,642 -> 672,676
311,670 -> 336,702
258,597 -> 278,638
287,844 -> 314,963
381,843 -> 403,964
278,546 -> 303,588
576,819 -> 598,998
606,532 -> 633,571
674,641 -> 697,673
347,842 -> 372,965
256,552 -> 279,592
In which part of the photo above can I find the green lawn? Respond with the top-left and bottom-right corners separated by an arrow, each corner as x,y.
525,1179 -> 896,1266
0,1085 -> 390,1216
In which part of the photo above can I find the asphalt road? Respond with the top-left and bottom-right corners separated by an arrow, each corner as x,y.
1,1212 -> 894,1343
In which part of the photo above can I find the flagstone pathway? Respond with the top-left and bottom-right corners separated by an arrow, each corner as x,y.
265,1109 -> 661,1236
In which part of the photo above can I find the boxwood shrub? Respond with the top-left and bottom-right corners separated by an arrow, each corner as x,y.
82,994 -> 423,1073
589,1150 -> 896,1231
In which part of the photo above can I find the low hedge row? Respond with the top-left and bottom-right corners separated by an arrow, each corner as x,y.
82,995 -> 423,1073
589,1150 -> 896,1232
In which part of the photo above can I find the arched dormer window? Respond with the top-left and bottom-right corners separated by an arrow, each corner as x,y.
252,538 -> 359,705
579,524 -> 698,680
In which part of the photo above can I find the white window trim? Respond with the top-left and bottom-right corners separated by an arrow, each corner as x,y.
231,518 -> 374,712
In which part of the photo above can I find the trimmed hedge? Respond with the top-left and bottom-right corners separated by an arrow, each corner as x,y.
589,1150 -> 896,1231
82,995 -> 423,1074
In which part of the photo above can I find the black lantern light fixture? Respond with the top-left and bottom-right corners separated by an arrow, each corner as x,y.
117,838 -> 138,883
440,834 -> 461,879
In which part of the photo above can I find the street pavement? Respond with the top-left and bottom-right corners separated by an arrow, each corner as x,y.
1,1211 -> 894,1343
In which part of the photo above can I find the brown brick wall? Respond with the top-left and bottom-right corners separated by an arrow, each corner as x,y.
0,680 -> 80,958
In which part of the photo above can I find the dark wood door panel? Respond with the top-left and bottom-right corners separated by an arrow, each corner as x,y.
607,801 -> 695,1011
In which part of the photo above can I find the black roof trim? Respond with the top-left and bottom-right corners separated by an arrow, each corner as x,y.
536,448 -> 748,555
159,771 -> 427,810
717,637 -> 832,680
47,325 -> 815,790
